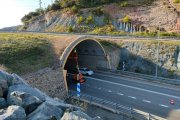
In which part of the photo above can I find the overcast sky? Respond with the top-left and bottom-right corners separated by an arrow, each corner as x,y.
0,0 -> 53,29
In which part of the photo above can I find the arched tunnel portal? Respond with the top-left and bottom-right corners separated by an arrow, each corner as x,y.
60,37 -> 109,91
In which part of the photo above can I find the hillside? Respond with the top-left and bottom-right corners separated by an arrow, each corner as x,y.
20,0 -> 180,35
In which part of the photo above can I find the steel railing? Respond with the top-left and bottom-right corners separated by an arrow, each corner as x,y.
96,67 -> 180,86
1,30 -> 180,41
68,91 -> 166,120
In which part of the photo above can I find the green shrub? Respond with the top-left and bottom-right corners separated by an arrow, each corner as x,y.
71,5 -> 78,13
91,25 -> 115,34
67,26 -> 74,32
21,12 -> 40,23
46,0 -> 61,12
85,15 -> 94,24
122,15 -> 131,23
133,32 -> 157,37
174,0 -> 180,3
103,16 -> 110,24
119,1 -> 128,7
60,0 -> 75,8
76,16 -> 84,24
92,7 -> 103,16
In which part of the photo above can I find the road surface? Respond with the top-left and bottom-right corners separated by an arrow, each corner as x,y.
69,71 -> 180,118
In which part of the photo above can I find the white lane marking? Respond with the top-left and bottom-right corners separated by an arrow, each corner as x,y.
159,104 -> 169,108
95,72 -> 180,91
117,93 -> 124,96
108,90 -> 112,93
128,96 -> 137,99
98,87 -> 102,90
86,77 -> 180,100
142,99 -> 151,103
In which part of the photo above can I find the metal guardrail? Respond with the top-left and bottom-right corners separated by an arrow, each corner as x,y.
1,30 -> 180,41
96,67 -> 180,86
68,91 -> 166,120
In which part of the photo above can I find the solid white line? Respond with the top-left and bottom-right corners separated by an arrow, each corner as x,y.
117,93 -> 124,96
108,90 -> 112,93
128,96 -> 137,99
142,99 -> 151,103
95,72 -> 180,91
159,104 -> 169,108
86,77 -> 180,100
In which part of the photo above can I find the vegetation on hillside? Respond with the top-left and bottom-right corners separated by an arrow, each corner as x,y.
174,0 -> 180,3
21,0 -> 180,38
0,33 -> 54,74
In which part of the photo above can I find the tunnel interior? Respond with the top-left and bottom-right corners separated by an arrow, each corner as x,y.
64,39 -> 108,87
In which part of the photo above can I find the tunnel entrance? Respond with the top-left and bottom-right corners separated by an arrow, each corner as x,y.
62,39 -> 108,90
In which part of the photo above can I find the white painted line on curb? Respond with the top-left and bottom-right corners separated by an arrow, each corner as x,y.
86,77 -> 180,100
117,93 -> 124,96
159,104 -> 169,108
142,99 -> 151,103
128,96 -> 137,99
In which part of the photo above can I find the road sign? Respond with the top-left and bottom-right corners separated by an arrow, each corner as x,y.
77,83 -> 81,97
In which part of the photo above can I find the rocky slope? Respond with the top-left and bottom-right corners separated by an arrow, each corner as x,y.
102,39 -> 180,79
21,0 -> 180,33
0,70 -> 93,120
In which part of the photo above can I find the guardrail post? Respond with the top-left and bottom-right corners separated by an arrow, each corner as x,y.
90,96 -> 92,104
148,113 -> 150,120
130,107 -> 133,119
115,103 -> 118,113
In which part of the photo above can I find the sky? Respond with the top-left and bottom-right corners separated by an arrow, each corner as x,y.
0,0 -> 53,29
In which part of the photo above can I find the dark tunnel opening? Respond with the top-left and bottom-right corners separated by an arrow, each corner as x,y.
63,39 -> 108,89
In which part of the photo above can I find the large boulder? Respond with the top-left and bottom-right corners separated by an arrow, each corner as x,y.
0,79 -> 8,97
0,86 -> 3,97
0,105 -> 26,120
0,70 -> 13,86
0,70 -> 27,87
27,102 -> 63,120
7,91 -> 43,114
7,84 -> 46,105
10,73 -> 27,86
45,97 -> 82,112
61,111 -> 92,120
0,97 -> 7,109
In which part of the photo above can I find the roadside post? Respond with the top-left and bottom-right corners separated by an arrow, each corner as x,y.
77,82 -> 81,97
123,61 -> 125,71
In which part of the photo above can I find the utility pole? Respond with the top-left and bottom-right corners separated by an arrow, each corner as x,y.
155,22 -> 161,77
39,0 -> 42,9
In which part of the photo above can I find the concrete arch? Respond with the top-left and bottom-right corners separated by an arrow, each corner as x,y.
60,36 -> 108,69
59,36 -> 109,91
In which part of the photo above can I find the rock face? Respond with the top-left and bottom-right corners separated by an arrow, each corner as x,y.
105,40 -> 180,78
27,102 -> 63,120
0,70 -> 92,120
23,0 -> 180,33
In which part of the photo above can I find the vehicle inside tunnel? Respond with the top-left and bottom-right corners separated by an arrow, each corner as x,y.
63,39 -> 108,88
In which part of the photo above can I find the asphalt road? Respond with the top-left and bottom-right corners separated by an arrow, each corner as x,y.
69,72 -> 180,118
